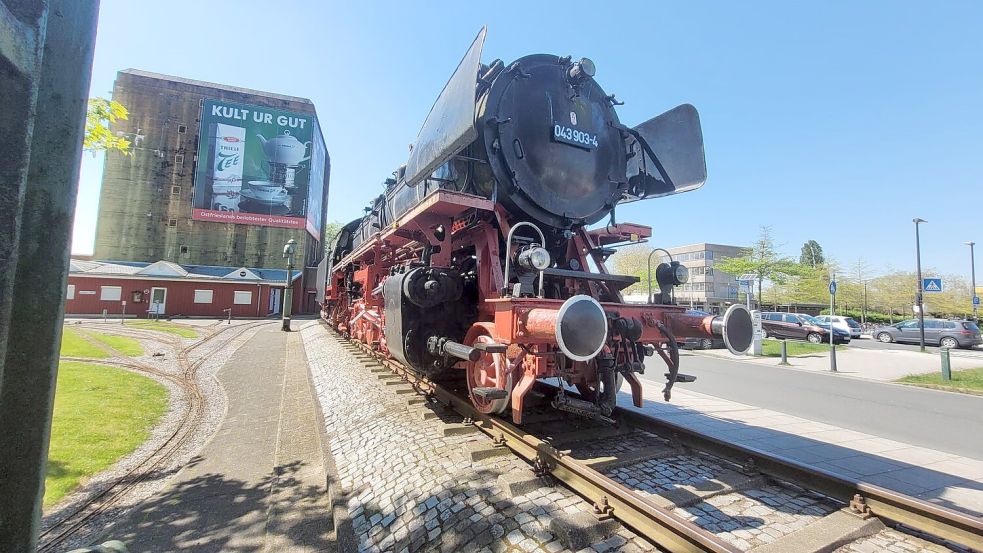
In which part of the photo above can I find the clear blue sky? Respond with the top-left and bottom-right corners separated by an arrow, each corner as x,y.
75,1 -> 982,281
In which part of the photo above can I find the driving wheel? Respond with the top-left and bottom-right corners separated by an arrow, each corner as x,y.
466,332 -> 512,415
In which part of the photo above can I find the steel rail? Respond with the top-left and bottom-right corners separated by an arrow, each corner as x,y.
615,407 -> 983,551
340,331 -> 983,552
342,336 -> 737,553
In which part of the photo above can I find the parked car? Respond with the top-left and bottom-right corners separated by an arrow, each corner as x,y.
872,319 -> 982,349
814,315 -> 863,338
681,309 -> 725,349
800,314 -> 852,344
759,312 -> 851,344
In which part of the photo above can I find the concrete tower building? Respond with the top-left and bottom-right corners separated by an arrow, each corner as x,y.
92,70 -> 330,310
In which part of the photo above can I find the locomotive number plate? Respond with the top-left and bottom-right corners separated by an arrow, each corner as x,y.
552,124 -> 598,150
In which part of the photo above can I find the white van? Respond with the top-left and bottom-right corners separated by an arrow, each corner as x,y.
814,315 -> 862,338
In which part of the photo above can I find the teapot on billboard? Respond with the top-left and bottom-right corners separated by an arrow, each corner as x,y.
192,98 -> 327,237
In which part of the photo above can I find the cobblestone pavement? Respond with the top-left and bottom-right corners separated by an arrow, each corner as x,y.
671,484 -> 834,550
302,324 -> 658,553
606,454 -> 724,497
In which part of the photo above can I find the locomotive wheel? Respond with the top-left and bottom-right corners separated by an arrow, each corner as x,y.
466,333 -> 512,415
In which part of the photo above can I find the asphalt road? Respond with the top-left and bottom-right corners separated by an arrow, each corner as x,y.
641,351 -> 983,459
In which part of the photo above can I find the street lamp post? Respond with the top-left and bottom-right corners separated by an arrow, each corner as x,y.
913,218 -> 926,352
862,280 -> 868,325
829,272 -> 837,372
282,238 -> 297,332
967,241 -> 977,322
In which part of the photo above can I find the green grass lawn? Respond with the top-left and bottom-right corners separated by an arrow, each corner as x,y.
760,339 -> 846,357
60,328 -> 109,358
124,320 -> 199,339
44,361 -> 168,508
897,367 -> 983,395
88,332 -> 145,357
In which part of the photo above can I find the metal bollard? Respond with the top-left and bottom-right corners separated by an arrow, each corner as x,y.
941,347 -> 952,381
778,340 -> 790,366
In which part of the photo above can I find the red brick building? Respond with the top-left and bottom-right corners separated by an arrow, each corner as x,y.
65,259 -> 308,318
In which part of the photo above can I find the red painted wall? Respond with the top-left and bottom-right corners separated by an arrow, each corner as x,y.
64,276 -> 304,318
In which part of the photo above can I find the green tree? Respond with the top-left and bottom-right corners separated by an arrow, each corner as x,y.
799,240 -> 825,267
609,243 -> 657,297
780,261 -> 838,305
84,97 -> 131,154
323,221 -> 343,257
865,271 -> 916,320
715,226 -> 801,308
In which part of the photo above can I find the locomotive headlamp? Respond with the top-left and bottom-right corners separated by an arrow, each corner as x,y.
568,57 -> 596,83
656,260 -> 688,291
518,246 -> 551,272
672,261 -> 689,285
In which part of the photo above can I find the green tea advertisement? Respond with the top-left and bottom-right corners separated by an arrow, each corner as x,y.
192,98 -> 328,237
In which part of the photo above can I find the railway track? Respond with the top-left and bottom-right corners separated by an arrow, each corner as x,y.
331,329 -> 983,552
37,320 -> 272,552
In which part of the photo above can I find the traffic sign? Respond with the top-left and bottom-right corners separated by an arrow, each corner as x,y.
974,296 -> 980,306
923,278 -> 943,293
829,280 -> 837,296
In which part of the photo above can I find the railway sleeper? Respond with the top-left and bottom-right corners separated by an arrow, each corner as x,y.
747,509 -> 885,553
658,469 -> 768,509
579,443 -> 679,471
546,424 -> 634,447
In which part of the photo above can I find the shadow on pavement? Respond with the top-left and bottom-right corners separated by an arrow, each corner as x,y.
113,459 -> 332,553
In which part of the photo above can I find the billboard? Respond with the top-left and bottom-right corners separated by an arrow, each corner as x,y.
305,118 -> 328,238
192,99 -> 327,237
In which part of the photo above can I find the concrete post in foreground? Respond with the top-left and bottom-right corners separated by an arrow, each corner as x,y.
0,1 -> 100,550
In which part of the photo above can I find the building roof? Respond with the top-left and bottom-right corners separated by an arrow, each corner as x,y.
119,68 -> 313,105
69,259 -> 302,285
666,243 -> 748,253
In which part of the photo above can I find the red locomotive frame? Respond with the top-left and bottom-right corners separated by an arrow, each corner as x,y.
324,189 -> 751,424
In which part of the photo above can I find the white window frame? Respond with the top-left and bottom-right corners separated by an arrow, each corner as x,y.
100,286 -> 122,301
66,284 -> 76,299
193,289 -> 214,304
233,290 -> 252,305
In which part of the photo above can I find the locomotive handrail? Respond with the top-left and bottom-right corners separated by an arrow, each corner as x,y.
647,248 -> 673,304
503,221 -> 546,298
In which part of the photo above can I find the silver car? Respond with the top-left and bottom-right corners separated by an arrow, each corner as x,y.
873,319 -> 982,349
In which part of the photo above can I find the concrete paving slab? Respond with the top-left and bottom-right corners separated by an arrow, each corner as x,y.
112,324 -> 334,553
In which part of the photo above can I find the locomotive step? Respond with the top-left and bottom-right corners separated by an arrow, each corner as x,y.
473,342 -> 507,354
472,387 -> 508,400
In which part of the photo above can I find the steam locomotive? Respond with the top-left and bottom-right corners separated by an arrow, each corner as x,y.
324,28 -> 752,424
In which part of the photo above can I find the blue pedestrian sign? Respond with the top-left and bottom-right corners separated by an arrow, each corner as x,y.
974,296 -> 980,306
829,280 -> 837,295
923,278 -> 944,293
